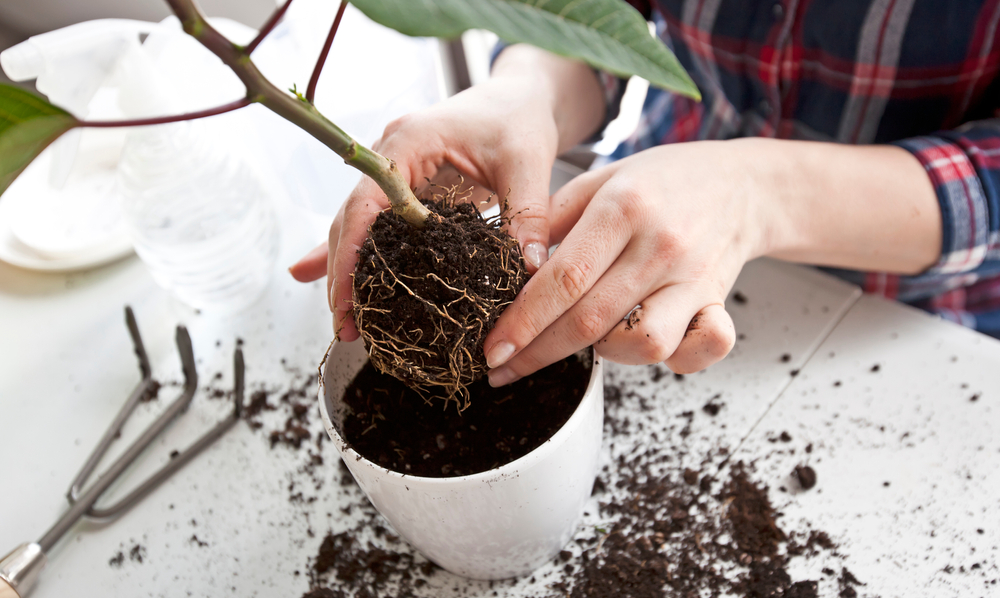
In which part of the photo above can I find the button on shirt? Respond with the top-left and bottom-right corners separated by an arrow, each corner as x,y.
601,0 -> 1000,338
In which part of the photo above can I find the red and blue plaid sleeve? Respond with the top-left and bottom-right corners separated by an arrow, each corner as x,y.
893,124 -> 1000,277
857,122 -> 1000,336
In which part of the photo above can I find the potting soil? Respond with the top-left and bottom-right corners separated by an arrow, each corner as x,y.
339,349 -> 593,478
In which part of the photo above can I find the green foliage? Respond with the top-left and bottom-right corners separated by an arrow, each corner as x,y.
0,84 -> 78,198
289,83 -> 309,103
349,0 -> 700,99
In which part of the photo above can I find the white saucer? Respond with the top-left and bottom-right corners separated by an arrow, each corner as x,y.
0,198 -> 134,272
0,134 -> 134,273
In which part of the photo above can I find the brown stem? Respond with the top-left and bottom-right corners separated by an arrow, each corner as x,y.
245,0 -> 293,55
306,0 -> 348,105
164,0 -> 431,227
79,98 -> 251,128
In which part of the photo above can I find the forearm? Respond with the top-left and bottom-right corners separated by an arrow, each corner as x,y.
491,45 -> 606,155
746,138 -> 942,275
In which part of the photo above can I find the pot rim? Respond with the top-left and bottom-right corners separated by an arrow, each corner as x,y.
319,341 -> 603,486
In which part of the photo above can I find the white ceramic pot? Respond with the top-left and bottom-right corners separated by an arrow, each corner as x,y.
318,340 -> 604,580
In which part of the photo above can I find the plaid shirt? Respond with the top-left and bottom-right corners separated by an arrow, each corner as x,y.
603,0 -> 1000,338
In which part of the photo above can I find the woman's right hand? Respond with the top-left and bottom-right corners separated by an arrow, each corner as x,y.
289,45 -> 607,341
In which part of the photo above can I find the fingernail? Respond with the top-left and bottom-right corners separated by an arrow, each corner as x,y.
486,341 -> 516,368
523,242 -> 548,271
328,278 -> 337,311
488,366 -> 520,388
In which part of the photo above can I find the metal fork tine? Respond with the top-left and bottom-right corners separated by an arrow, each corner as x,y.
176,325 -> 199,405
68,307 -> 153,503
87,348 -> 244,519
39,312 -> 243,553
234,348 -> 245,418
126,305 -> 152,380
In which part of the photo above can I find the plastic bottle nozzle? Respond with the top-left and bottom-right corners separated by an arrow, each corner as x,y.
0,42 -> 45,82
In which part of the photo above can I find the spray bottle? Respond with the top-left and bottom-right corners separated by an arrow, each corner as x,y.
1,19 -> 278,310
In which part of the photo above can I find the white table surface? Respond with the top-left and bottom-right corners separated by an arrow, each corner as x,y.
1,8 -> 997,592
2,212 -> 998,598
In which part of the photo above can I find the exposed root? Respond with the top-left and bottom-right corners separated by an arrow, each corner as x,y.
352,182 -> 528,410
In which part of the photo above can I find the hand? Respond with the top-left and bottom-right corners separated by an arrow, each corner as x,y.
482,140 -> 771,386
290,46 -> 606,340
482,135 -> 943,386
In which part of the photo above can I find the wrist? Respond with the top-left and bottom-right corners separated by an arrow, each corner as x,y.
491,44 -> 605,152
723,138 -> 794,262
736,137 -> 942,275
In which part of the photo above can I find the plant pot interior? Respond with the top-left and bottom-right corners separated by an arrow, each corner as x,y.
333,348 -> 593,478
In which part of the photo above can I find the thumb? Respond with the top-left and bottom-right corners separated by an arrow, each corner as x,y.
289,240 -> 329,282
492,152 -> 554,274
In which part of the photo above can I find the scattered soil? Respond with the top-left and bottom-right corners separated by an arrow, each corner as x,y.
304,499 -> 440,598
140,380 -> 161,403
302,367 -> 850,598
724,464 -> 787,558
795,465 -> 818,490
626,308 -> 642,331
683,314 -> 699,337
245,389 -> 274,423
106,345 -> 863,596
702,393 -> 724,416
189,534 -> 209,547
339,349 -> 592,478
353,194 -> 527,407
838,567 -> 864,597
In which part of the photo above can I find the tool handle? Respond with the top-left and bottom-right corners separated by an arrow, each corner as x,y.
0,577 -> 20,598
0,543 -> 45,598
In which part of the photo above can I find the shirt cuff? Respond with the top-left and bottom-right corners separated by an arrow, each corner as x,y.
892,135 -> 993,275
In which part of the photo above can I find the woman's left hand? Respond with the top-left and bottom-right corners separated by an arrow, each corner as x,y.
482,139 -> 777,386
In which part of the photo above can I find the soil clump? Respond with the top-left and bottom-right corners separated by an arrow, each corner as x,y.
353,195 -> 527,408
795,465 -> 818,490
339,349 -> 592,478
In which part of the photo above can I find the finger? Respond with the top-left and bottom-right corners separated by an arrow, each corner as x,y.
592,284 -> 714,366
483,184 -> 632,370
331,122 -> 455,340
547,162 -> 619,244
289,240 -> 329,282
491,147 -> 555,273
331,176 -> 386,342
664,304 -> 736,374
486,253 -> 659,386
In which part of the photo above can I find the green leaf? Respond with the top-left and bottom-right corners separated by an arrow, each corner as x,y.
0,84 -> 79,198
349,0 -> 700,99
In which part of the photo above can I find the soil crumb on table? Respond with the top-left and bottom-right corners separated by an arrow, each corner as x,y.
795,465 -> 818,490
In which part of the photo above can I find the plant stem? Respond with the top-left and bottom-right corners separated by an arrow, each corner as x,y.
245,0 -> 293,55
306,0 -> 348,105
164,0 -> 431,227
79,98 -> 251,128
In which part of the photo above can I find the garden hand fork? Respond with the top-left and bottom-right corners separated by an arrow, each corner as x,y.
0,306 -> 244,598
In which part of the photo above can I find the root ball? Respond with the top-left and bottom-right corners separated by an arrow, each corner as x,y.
352,190 -> 528,409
